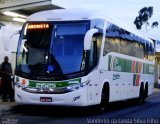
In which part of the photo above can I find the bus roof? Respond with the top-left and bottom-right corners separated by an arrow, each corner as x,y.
28,9 -> 97,21
28,9 -> 154,51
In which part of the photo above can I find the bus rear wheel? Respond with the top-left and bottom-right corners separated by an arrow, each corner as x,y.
144,83 -> 148,98
137,83 -> 145,104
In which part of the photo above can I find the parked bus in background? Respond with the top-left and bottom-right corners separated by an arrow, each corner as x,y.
14,9 -> 155,111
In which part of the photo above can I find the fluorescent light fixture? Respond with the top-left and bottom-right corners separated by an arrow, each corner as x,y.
3,11 -> 27,18
13,17 -> 26,23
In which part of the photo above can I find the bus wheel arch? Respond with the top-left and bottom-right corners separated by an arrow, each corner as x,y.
93,82 -> 110,113
95,82 -> 110,112
100,82 -> 110,107
101,82 -> 110,103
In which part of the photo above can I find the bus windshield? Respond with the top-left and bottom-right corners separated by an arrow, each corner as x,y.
16,21 -> 89,78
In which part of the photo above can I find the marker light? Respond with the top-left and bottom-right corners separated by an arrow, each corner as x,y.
28,24 -> 49,29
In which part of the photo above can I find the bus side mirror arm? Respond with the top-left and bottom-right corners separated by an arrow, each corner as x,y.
10,30 -> 21,38
84,28 -> 99,50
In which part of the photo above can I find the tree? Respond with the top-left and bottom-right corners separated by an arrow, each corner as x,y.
152,21 -> 159,28
134,6 -> 158,31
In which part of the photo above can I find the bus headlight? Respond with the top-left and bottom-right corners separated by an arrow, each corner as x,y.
15,77 -> 29,89
67,80 -> 90,91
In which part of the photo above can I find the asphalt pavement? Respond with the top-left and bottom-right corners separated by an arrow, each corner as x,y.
0,89 -> 160,124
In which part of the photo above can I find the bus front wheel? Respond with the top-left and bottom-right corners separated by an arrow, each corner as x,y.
94,83 -> 109,112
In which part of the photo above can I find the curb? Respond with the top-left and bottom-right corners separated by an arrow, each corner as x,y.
154,88 -> 160,93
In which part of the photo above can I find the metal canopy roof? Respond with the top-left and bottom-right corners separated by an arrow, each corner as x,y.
14,4 -> 62,16
0,0 -> 62,22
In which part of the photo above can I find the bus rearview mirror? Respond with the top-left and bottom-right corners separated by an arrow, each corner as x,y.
84,28 -> 98,50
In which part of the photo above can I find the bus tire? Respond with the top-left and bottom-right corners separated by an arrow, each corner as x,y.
95,83 -> 109,112
137,83 -> 145,104
144,83 -> 148,98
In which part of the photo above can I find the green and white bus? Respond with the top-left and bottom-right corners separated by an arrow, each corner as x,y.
14,9 -> 155,109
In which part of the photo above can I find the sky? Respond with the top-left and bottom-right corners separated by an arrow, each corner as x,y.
53,0 -> 160,40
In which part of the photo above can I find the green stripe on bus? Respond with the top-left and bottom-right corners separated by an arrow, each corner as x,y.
28,78 -> 81,88
108,55 -> 154,74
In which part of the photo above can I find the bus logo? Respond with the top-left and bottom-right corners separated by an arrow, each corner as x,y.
48,65 -> 54,72
110,56 -> 122,72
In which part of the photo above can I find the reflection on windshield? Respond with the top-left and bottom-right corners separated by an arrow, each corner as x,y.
51,23 -> 87,74
16,22 -> 89,77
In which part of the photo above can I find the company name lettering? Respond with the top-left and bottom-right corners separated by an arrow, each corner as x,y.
36,83 -> 56,88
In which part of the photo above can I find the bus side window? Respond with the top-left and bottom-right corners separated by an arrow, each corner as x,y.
89,39 -> 97,68
112,38 -> 120,53
89,35 -> 102,68
133,42 -> 145,59
126,40 -> 133,56
103,38 -> 112,56
120,40 -> 125,54
138,43 -> 144,59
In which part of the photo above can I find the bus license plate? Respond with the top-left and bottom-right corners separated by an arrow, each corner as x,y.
40,97 -> 52,102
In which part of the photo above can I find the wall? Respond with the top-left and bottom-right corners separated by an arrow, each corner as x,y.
0,21 -> 22,73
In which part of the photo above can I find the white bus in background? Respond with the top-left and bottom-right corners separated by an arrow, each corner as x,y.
14,9 -> 155,111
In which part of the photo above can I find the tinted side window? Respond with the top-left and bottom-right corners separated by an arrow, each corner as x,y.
103,38 -> 121,55
103,37 -> 145,59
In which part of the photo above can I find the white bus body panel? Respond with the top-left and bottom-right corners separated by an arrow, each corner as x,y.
98,52 -> 154,102
15,86 -> 88,106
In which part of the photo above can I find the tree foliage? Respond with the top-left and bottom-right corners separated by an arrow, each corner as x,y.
152,21 -> 159,28
134,6 -> 158,30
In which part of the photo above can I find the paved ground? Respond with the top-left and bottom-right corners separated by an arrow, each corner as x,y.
0,89 -> 160,124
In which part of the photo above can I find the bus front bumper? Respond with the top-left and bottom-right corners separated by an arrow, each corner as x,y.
15,86 -> 88,106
